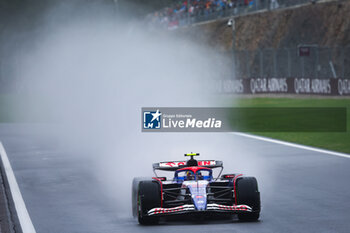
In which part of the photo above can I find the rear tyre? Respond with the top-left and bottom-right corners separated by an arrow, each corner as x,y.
137,180 -> 161,225
236,177 -> 260,221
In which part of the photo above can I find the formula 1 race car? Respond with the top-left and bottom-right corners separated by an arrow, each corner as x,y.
132,153 -> 261,225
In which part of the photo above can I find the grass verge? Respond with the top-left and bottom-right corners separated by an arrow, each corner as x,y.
233,97 -> 350,154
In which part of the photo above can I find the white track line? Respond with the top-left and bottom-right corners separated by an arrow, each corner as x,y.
233,132 -> 350,159
0,142 -> 36,233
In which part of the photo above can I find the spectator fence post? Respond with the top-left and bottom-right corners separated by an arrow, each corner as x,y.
341,47 -> 344,78
259,49 -> 264,77
246,50 -> 251,78
300,53 -> 305,78
287,48 -> 291,77
345,47 -> 350,78
315,47 -> 319,78
273,49 -> 277,77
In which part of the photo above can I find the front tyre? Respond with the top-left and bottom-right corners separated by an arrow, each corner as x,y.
236,177 -> 261,221
137,180 -> 161,225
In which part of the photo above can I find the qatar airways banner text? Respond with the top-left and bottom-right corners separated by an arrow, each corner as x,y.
216,78 -> 350,95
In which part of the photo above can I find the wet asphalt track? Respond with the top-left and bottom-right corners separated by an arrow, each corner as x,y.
0,124 -> 349,233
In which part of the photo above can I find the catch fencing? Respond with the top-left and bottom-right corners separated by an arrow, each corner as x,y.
216,46 -> 350,96
234,46 -> 350,79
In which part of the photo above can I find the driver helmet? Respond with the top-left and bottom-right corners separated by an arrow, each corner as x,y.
186,171 -> 195,180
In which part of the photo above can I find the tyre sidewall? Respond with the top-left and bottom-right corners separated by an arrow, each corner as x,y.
137,180 -> 161,224
236,176 -> 261,221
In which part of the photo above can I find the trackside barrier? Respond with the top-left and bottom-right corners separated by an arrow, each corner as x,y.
216,77 -> 350,96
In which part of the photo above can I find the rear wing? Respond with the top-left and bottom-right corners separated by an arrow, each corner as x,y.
153,160 -> 223,171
